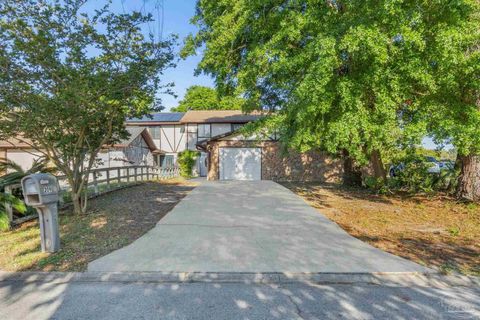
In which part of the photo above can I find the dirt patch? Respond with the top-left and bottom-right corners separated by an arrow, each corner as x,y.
0,179 -> 196,272
283,182 -> 480,276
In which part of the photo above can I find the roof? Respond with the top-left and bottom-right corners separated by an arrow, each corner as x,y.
127,112 -> 185,124
0,136 -> 33,149
1,129 -> 164,154
196,129 -> 277,151
180,110 -> 263,124
113,127 -> 162,153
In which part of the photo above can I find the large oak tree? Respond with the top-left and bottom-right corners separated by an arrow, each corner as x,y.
424,1 -> 480,201
184,0 -> 480,196
0,0 -> 175,214
182,0 -> 437,183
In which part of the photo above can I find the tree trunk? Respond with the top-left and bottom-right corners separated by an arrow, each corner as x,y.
369,149 -> 387,181
456,154 -> 480,202
71,192 -> 83,215
342,150 -> 362,186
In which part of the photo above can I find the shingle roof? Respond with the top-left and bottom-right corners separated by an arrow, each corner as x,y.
127,112 -> 185,123
180,110 -> 263,123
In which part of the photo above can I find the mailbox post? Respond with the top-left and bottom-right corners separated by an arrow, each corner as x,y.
21,173 -> 60,253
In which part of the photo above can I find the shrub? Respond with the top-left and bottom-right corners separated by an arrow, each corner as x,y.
177,150 -> 199,178
388,154 -> 458,194
0,158 -> 54,231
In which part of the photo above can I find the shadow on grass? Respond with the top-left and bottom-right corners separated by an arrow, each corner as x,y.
3,181 -> 195,272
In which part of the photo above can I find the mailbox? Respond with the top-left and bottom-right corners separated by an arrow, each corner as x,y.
21,174 -> 60,253
22,174 -> 59,207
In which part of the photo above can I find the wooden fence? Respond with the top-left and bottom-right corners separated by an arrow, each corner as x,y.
3,165 -> 179,226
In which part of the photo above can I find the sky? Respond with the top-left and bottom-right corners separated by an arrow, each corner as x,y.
87,0 -> 214,111
85,1 -> 443,150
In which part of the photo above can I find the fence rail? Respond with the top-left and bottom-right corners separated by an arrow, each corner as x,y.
3,165 -> 179,227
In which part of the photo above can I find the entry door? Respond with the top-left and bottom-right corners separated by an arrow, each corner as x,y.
198,152 -> 208,177
219,148 -> 261,180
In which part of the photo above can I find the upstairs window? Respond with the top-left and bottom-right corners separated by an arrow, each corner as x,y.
198,124 -> 211,138
149,126 -> 161,139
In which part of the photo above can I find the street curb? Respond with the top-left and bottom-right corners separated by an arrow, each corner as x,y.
0,271 -> 478,287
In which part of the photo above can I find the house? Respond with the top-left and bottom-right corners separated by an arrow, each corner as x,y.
126,110 -> 262,176
197,130 -> 342,182
1,110 -> 342,182
128,110 -> 342,182
0,137 -> 42,172
96,127 -> 160,168
0,127 -> 159,172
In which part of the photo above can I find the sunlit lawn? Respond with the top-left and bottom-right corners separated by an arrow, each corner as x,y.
0,179 -> 195,271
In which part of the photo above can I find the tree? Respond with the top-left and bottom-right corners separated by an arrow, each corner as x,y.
171,85 -> 244,112
423,1 -> 480,201
182,0 -> 436,183
0,0 -> 175,214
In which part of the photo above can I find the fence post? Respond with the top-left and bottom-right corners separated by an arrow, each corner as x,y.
4,185 -> 13,226
117,168 -> 121,184
127,168 -> 130,183
93,171 -> 99,195
106,169 -> 110,190
147,167 -> 150,180
134,167 -> 138,182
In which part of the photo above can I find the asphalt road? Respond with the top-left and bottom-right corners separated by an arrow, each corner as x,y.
89,180 -> 429,273
1,279 -> 479,319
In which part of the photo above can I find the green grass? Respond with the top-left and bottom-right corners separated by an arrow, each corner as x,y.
0,179 -> 195,271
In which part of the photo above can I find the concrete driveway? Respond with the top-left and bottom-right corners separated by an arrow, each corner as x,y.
88,181 -> 430,273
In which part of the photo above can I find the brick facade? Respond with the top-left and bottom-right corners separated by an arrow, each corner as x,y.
205,140 -> 343,182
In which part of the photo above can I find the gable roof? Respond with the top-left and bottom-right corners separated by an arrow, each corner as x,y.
113,127 -> 160,152
180,110 -> 263,124
127,112 -> 185,124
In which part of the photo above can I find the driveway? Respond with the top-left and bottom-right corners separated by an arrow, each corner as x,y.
88,181 -> 430,273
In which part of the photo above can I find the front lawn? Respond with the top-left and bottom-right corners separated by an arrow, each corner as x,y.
0,179 -> 196,271
284,182 -> 480,276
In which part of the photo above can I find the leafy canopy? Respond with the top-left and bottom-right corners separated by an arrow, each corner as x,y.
171,85 -> 244,112
0,0 -> 175,213
422,1 -> 480,157
183,0 -> 477,166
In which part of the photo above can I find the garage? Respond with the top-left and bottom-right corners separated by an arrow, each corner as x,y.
219,147 -> 261,180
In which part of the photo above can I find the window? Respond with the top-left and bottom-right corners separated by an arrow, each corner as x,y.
149,126 -> 161,139
231,123 -> 244,131
198,124 -> 211,138
159,155 -> 175,168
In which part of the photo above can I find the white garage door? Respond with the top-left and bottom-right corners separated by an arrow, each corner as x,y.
219,148 -> 261,180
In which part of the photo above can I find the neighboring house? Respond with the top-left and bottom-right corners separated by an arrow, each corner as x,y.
127,110 -> 262,176
0,127 -> 159,172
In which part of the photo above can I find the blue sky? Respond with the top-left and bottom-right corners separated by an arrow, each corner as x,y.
90,0 -> 214,111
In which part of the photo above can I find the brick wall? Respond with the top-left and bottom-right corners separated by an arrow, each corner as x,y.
205,140 -> 343,182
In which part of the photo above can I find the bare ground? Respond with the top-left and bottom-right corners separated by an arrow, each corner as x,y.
283,182 -> 480,276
